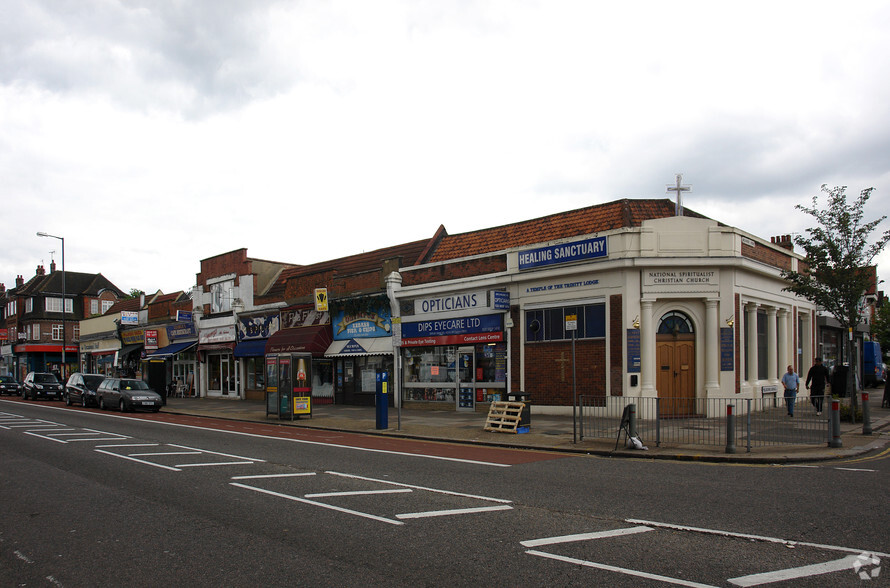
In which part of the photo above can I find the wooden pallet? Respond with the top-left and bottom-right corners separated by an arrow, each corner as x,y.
484,401 -> 526,433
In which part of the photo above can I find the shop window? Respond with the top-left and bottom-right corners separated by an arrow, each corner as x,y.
403,347 -> 457,383
475,343 -> 507,382
246,357 -> 264,389
526,303 -> 605,342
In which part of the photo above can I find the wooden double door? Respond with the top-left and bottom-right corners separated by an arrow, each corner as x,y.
656,334 -> 696,416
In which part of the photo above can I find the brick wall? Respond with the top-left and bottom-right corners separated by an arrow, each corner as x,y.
402,255 -> 507,287
523,339 -> 606,405
197,249 -> 250,287
741,242 -> 792,271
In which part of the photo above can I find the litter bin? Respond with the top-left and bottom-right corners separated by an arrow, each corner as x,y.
506,392 -> 531,427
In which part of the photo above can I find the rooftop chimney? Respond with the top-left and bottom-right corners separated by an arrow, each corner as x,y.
770,235 -> 794,251
36,265 -> 45,276
50,260 -> 56,273
16,275 -> 24,287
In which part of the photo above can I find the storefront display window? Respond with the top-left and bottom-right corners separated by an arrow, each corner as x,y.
246,357 -> 264,390
403,347 -> 456,384
402,343 -> 506,404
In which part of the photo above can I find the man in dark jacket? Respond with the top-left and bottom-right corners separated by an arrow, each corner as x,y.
806,357 -> 831,415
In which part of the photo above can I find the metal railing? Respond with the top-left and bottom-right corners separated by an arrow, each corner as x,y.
579,395 -> 831,451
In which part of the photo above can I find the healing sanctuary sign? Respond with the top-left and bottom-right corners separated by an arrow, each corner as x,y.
518,236 -> 607,270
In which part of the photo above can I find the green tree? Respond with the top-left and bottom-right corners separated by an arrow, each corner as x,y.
782,185 -> 890,414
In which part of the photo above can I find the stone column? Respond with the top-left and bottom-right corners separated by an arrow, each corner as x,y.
641,299 -> 656,396
746,302 -> 759,385
705,298 -> 720,395
767,306 -> 778,385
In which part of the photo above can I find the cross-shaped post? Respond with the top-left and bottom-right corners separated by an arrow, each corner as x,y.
555,352 -> 571,382
667,174 -> 691,216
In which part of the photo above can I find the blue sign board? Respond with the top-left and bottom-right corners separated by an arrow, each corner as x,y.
518,236 -> 607,270
402,314 -> 502,339
492,290 -> 510,311
626,328 -> 641,373
333,307 -> 392,341
720,327 -> 734,371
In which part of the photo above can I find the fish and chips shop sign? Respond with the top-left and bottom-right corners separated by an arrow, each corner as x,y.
518,236 -> 607,270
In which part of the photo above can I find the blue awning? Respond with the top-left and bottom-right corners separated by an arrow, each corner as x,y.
145,340 -> 197,360
234,339 -> 268,358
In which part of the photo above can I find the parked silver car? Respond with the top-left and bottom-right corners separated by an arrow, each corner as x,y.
96,378 -> 162,412
65,373 -> 106,407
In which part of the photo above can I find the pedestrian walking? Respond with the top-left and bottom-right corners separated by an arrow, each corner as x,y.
805,357 -> 830,415
781,365 -> 800,417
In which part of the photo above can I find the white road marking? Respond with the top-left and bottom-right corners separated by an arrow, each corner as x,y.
231,473 -> 317,480
96,443 -> 159,448
176,461 -> 257,468
130,451 -> 203,456
525,549 -> 720,588
306,489 -> 412,498
95,449 -> 181,471
230,482 -> 404,525
728,555 -> 860,586
1,402 -> 513,467
23,431 -> 69,443
834,467 -> 876,472
625,519 -> 890,558
167,443 -> 265,462
397,505 -> 514,519
521,526 -> 653,548
327,471 -> 513,504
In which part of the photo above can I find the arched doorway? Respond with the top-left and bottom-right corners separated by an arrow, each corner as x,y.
656,311 -> 696,416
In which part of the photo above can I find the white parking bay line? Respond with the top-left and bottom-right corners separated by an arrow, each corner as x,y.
176,461 -> 257,468
230,482 -> 404,526
397,505 -> 514,519
525,550 -> 720,588
625,519 -> 890,559
231,473 -> 317,480
521,526 -> 653,548
307,489 -> 412,498
95,449 -> 181,471
130,451 -> 203,457
728,555 -> 860,587
326,471 -> 513,504
167,444 -> 265,463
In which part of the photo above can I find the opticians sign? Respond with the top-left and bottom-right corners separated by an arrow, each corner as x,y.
518,236 -> 607,270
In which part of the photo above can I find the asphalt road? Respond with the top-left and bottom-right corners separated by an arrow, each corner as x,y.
1,399 -> 887,587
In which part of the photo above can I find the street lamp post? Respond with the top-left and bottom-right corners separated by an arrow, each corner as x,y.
37,232 -> 66,378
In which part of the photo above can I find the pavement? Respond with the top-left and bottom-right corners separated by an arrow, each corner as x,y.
163,393 -> 890,463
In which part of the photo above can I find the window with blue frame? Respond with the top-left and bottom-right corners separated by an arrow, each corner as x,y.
526,303 -> 606,342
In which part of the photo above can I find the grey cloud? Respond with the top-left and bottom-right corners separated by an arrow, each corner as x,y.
1,0 -> 291,116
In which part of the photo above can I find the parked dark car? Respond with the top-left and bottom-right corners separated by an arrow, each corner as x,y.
65,373 -> 106,407
22,372 -> 64,400
0,375 -> 21,395
96,378 -> 162,412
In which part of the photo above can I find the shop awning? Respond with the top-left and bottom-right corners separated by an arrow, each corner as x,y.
324,337 -> 394,357
197,342 -> 236,353
265,326 -> 332,356
145,340 -> 197,360
119,343 -> 143,358
234,339 -> 267,358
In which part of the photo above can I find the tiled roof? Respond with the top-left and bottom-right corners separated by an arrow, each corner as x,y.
105,297 -> 143,314
261,238 -> 434,301
426,198 -> 709,262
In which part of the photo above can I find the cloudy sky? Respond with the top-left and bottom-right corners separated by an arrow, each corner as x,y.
2,0 -> 889,296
